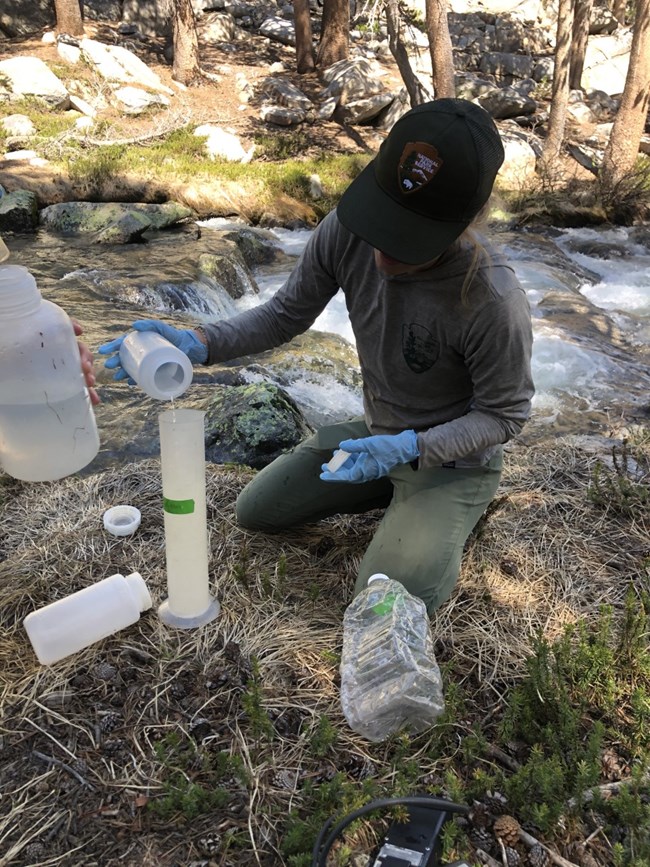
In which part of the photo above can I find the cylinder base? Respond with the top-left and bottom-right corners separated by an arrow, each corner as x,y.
157,597 -> 221,630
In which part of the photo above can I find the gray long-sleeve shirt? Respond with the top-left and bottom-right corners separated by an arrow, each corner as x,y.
202,209 -> 534,468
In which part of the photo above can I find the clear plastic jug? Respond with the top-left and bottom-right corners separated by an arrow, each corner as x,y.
0,264 -> 100,481
340,574 -> 445,742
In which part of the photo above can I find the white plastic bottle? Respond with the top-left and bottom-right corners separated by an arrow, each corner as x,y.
326,449 -> 351,473
23,572 -> 153,665
0,264 -> 100,481
119,330 -> 193,401
339,574 -> 445,742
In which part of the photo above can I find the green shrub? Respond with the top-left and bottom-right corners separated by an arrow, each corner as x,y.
242,656 -> 274,742
588,438 -> 650,517
498,589 -> 650,832
253,130 -> 312,160
67,145 -> 125,192
148,730 -> 246,821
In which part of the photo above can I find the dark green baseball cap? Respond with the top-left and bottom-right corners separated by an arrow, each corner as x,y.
337,98 -> 504,265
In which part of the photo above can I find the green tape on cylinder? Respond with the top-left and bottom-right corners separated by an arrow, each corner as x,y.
163,497 -> 195,515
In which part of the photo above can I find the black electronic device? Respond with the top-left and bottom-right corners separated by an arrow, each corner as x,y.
371,804 -> 447,866
311,796 -> 470,867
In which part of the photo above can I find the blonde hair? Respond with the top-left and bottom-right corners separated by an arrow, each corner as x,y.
453,200 -> 493,305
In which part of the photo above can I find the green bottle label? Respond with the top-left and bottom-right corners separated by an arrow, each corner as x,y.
163,497 -> 195,515
372,592 -> 397,616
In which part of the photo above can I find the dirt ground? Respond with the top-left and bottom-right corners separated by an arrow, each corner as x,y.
0,19 -> 391,159
0,19 -> 402,219
2,438 -> 648,867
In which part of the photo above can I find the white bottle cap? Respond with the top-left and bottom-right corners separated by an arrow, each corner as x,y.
368,573 -> 390,585
125,572 -> 153,611
103,504 -> 141,536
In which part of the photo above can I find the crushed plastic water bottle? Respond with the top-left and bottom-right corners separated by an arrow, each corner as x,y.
340,574 -> 445,742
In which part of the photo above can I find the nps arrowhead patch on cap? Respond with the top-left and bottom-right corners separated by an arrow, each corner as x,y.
398,141 -> 443,195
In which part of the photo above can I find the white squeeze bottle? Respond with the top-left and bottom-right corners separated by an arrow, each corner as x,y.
24,572 -> 153,665
0,263 -> 100,481
339,573 -> 445,742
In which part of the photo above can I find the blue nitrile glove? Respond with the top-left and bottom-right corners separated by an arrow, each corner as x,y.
98,319 -> 209,382
320,430 -> 419,483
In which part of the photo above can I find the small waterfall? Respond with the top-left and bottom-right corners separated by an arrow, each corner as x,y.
62,268 -> 240,320
226,258 -> 258,298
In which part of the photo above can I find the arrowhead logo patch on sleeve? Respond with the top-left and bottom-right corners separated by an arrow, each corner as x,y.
398,142 -> 443,194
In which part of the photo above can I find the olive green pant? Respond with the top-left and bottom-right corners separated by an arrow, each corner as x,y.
235,419 -> 503,613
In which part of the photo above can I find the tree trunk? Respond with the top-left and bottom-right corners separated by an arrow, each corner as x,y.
294,0 -> 315,73
385,0 -> 431,106
53,0 -> 84,36
540,0 -> 574,172
600,0 -> 650,187
611,0 -> 627,25
569,0 -> 594,90
425,0 -> 456,98
172,0 -> 201,86
316,0 -> 349,69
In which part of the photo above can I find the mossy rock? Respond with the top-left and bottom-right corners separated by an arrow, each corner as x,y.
0,189 -> 39,233
198,242 -> 259,299
38,201 -> 195,237
204,382 -> 314,469
218,225 -> 288,267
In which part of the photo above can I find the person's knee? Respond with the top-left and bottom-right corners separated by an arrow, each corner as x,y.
393,578 -> 457,616
235,491 -> 278,532
413,562 -> 460,614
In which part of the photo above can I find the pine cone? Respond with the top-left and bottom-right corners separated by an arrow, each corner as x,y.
484,789 -> 509,815
494,814 -> 521,847
271,769 -> 297,790
98,711 -> 121,733
528,843 -> 550,867
169,680 -> 187,699
468,826 -> 495,855
608,824 -> 626,845
93,661 -> 117,681
566,842 -> 600,867
504,846 -> 521,866
601,747 -> 625,780
22,841 -> 46,861
101,737 -> 126,756
71,758 -> 88,775
198,833 -> 221,856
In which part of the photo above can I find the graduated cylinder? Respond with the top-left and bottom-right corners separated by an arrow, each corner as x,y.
158,408 -> 220,628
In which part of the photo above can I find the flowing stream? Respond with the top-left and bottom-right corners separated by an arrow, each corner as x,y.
4,220 -> 650,471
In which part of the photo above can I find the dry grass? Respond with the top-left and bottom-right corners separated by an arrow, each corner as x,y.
0,434 -> 648,866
